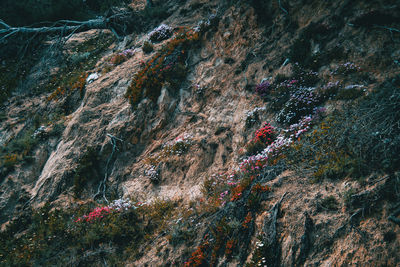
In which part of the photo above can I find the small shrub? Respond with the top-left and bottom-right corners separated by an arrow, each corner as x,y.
144,164 -> 159,182
289,39 -> 311,65
142,41 -> 154,53
0,127 -> 38,171
269,79 -> 299,111
254,80 -> 270,98
276,87 -> 322,124
245,107 -> 265,128
110,49 -> 135,65
141,5 -> 170,20
145,133 -> 193,168
319,196 -> 339,211
343,188 -> 357,207
332,62 -> 360,75
126,27 -> 200,108
292,63 -> 319,86
246,123 -> 276,155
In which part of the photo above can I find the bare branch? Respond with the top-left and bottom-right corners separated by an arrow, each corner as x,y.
94,134 -> 124,203
0,17 -> 108,42
0,19 -> 11,29
278,0 -> 288,15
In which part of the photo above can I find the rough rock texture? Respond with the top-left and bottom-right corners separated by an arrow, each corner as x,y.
1,0 -> 400,265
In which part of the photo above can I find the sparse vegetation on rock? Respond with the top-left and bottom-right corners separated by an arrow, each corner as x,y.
1,0 -> 400,266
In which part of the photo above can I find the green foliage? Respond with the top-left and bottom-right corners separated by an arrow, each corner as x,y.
343,188 -> 357,208
168,223 -> 196,247
290,38 -> 311,65
141,5 -> 171,21
245,139 -> 266,156
0,54 -> 41,105
73,147 -> 100,197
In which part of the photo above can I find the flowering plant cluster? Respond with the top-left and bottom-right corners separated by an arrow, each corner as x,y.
276,87 -> 321,124
242,212 -> 252,229
292,63 -> 319,86
245,122 -> 276,156
253,123 -> 276,145
276,79 -> 299,91
255,80 -> 270,98
239,152 -> 269,174
149,24 -> 173,42
251,183 -> 270,193
145,164 -> 159,181
110,48 -> 135,65
74,198 -> 139,223
184,239 -> 209,266
163,133 -> 193,156
332,62 -> 360,75
240,116 -> 315,172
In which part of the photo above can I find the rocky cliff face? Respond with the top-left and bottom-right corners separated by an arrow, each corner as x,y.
1,0 -> 400,266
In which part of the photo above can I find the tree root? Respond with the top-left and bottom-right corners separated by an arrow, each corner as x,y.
93,134 -> 123,203
261,192 -> 288,267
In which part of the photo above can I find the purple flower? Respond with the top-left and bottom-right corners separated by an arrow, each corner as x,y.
255,81 -> 270,98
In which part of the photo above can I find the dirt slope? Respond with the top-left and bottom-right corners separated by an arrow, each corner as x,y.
1,0 -> 400,266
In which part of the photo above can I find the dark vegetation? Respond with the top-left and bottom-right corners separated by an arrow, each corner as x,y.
288,75 -> 400,181
126,28 -> 202,108
0,109 -> 66,180
142,41 -> 154,54
0,0 -> 131,26
0,126 -> 37,178
0,0 -> 176,107
1,0 -> 400,266
0,199 -> 177,266
73,147 -> 101,198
